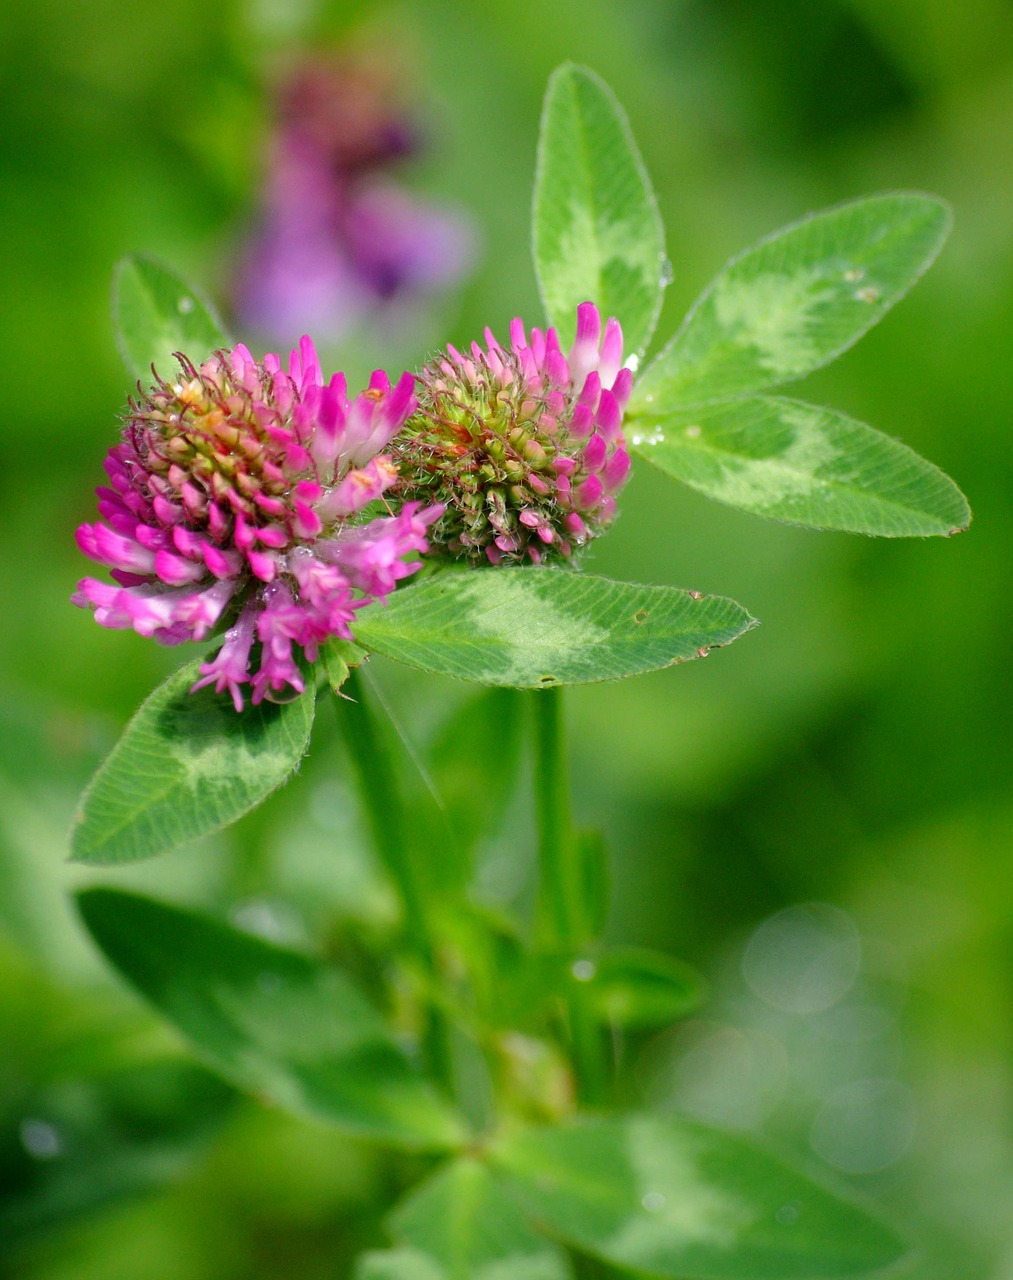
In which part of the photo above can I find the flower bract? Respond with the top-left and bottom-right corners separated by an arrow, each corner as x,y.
392,302 -> 633,564
74,337 -> 439,709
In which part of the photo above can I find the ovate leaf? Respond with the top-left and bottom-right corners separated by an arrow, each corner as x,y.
114,255 -> 230,382
632,396 -> 970,535
387,1157 -> 572,1280
632,193 -> 951,410
354,570 -> 756,688
534,64 -> 665,355
71,657 -> 315,864
77,889 -> 465,1150
494,1114 -> 907,1279
579,947 -> 705,1028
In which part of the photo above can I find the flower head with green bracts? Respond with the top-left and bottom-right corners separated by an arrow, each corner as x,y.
74,336 -> 440,709
392,301 -> 633,565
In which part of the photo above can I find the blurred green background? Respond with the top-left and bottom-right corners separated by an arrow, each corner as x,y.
2,0 -> 1011,1275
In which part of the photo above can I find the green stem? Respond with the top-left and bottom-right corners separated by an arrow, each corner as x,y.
533,687 -> 580,947
340,668 -> 432,965
532,687 -> 607,1104
337,669 -> 453,1089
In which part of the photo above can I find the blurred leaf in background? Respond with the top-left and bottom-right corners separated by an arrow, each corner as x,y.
2,0 -> 1012,1276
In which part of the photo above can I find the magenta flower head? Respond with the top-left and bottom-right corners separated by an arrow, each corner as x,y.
392,302 -> 633,565
74,337 -> 440,710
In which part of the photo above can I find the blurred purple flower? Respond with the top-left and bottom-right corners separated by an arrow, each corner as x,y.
234,55 -> 474,344
74,336 -> 440,709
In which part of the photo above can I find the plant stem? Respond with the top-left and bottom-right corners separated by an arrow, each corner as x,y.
532,686 -> 607,1104
337,669 -> 451,1087
340,668 -> 432,964
533,687 -> 580,947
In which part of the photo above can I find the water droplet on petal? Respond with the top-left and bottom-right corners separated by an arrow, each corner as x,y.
625,353 -> 641,373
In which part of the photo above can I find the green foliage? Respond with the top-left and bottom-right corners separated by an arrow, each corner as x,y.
632,396 -> 971,535
630,193 -> 951,409
534,63 -> 665,354
71,658 -> 316,864
354,570 -> 756,687
1,2 -> 1004,1275
423,687 -> 525,889
570,828 -> 610,940
0,1060 -> 233,1245
381,1158 -> 572,1280
32,49 -> 975,1280
113,255 -> 230,383
579,947 -> 705,1028
493,1114 -> 907,1278
320,638 -> 368,693
354,1251 -> 443,1280
77,889 -> 466,1150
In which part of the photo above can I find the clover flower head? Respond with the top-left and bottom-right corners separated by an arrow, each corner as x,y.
74,336 -> 440,709
392,302 -> 633,565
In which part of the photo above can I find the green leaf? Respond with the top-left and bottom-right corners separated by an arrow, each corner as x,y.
387,1157 -> 572,1280
0,1060 -> 233,1245
321,637 -> 368,694
71,657 -> 315,864
632,396 -> 971,536
533,63 -> 665,355
355,1251 -> 444,1280
531,947 -> 703,1032
354,570 -> 756,688
494,1114 -> 907,1279
578,947 -> 705,1028
632,193 -> 951,410
113,255 -> 230,382
76,889 -> 466,1150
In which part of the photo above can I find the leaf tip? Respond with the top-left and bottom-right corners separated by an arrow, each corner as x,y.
947,491 -> 973,535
